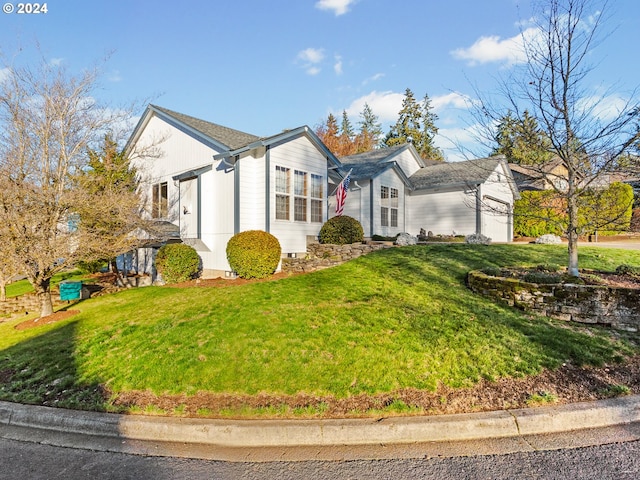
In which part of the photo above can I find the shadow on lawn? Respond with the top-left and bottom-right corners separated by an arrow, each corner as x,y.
0,321 -> 109,410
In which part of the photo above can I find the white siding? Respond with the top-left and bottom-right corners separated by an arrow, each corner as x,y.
131,114 -> 236,275
391,150 -> 422,178
371,170 -> 406,237
407,188 -> 478,237
268,135 -> 329,254
238,148 -> 267,232
478,163 -> 515,242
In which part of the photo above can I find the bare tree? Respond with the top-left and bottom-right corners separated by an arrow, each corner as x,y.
472,0 -> 640,276
0,54 -> 153,317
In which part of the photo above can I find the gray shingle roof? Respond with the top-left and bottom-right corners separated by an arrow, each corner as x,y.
340,144 -> 408,164
152,105 -> 260,150
409,157 -> 503,190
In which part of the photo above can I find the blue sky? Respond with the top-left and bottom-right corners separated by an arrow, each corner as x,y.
1,0 -> 639,161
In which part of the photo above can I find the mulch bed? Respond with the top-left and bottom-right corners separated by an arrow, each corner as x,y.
13,310 -> 80,330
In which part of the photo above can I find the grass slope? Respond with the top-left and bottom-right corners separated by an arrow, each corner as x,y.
0,244 -> 638,414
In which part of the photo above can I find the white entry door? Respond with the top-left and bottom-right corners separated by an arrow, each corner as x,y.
180,178 -> 198,238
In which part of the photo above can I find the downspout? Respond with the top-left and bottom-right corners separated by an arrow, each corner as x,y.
265,146 -> 271,232
234,155 -> 240,234
475,183 -> 482,235
370,179 -> 375,238
197,175 -> 202,238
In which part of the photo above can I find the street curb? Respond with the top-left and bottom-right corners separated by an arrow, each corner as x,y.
1,395 -> 639,453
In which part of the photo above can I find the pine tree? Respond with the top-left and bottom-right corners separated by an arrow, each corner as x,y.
419,93 -> 445,161
338,110 -> 356,156
385,88 -> 445,161
385,88 -> 422,148
355,103 -> 382,153
493,110 -> 552,165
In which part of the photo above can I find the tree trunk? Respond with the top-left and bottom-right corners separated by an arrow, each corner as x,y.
567,189 -> 580,277
0,282 -> 6,302
34,277 -> 53,318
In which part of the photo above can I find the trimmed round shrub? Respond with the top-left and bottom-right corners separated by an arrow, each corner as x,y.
226,230 -> 281,279
318,215 -> 364,245
155,243 -> 201,284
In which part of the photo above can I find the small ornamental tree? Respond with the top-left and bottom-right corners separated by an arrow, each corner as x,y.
155,243 -> 201,284
319,216 -> 364,245
226,230 -> 281,279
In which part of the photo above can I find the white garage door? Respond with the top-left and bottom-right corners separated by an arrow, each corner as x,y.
482,197 -> 511,242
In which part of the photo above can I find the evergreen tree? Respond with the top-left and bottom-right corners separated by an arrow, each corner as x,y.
338,110 -> 356,156
355,102 -> 382,153
385,88 -> 445,161
385,88 -> 422,148
493,110 -> 552,165
419,93 -> 445,161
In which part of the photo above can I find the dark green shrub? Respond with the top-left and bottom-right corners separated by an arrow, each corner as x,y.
155,243 -> 201,284
319,216 -> 364,245
481,267 -> 504,277
76,259 -> 108,274
523,271 -> 561,284
226,230 -> 281,279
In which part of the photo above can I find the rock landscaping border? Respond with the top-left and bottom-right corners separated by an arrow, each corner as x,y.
467,270 -> 640,332
282,241 -> 390,274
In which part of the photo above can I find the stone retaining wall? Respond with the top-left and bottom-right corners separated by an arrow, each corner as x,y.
0,290 -> 67,317
467,270 -> 640,332
282,242 -> 390,274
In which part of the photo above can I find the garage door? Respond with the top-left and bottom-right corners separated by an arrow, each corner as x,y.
482,197 -> 511,242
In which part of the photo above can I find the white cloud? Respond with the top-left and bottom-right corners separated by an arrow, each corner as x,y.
362,72 -> 384,85
297,47 -> 325,75
431,92 -> 472,111
49,58 -> 64,66
451,27 -> 539,66
315,0 -> 356,16
334,55 -> 343,75
344,90 -> 405,123
578,94 -> 631,122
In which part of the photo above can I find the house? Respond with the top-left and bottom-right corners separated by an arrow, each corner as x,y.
508,159 -> 569,191
332,145 -> 519,242
126,105 -> 342,278
126,106 -> 519,280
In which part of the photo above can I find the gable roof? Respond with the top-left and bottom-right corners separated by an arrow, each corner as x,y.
340,143 -> 431,167
410,156 -> 508,190
150,105 -> 260,150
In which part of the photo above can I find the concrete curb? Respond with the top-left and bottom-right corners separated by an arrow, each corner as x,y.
1,395 -> 639,457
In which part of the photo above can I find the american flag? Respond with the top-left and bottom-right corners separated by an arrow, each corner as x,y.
335,170 -> 351,216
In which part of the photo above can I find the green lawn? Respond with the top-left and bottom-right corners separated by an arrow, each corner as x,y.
0,244 -> 638,415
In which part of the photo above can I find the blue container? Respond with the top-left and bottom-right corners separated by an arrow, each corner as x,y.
59,281 -> 83,301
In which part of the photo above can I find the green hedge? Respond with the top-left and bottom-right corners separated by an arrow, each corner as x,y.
155,243 -> 201,284
319,215 -> 364,245
226,230 -> 281,279
514,183 -> 633,238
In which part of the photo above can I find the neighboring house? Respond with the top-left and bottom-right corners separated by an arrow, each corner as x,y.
126,105 -> 342,278
333,145 -> 519,242
508,159 -> 569,191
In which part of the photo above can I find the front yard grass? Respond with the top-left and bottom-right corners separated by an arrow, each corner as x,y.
0,244 -> 639,417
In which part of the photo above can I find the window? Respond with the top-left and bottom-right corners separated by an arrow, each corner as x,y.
294,170 -> 307,221
152,182 -> 168,218
310,174 -> 323,223
275,166 -> 290,220
380,185 -> 399,228
275,166 -> 323,223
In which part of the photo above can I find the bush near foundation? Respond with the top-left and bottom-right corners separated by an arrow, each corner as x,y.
319,215 -> 364,245
155,243 -> 201,283
226,230 -> 281,279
